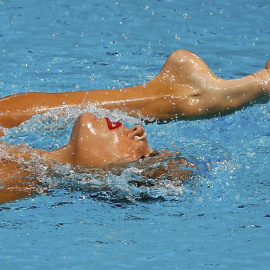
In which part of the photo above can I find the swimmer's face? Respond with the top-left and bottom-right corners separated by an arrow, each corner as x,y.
68,113 -> 153,167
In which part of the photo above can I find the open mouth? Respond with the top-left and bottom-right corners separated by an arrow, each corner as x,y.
105,117 -> 122,130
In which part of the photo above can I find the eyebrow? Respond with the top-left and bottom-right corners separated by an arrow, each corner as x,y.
140,150 -> 160,160
149,150 -> 160,157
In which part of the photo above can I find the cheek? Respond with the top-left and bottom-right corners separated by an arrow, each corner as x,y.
102,133 -> 146,162
113,140 -> 136,158
119,141 -> 145,159
131,141 -> 147,153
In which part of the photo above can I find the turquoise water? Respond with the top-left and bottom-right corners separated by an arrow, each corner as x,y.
1,0 -> 270,269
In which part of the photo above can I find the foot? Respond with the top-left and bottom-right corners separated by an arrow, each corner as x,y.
155,50 -> 270,118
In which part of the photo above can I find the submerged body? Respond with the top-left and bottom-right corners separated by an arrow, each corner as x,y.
0,142 -> 196,205
0,112 -> 195,204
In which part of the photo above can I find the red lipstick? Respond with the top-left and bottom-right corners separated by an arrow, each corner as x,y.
105,117 -> 122,130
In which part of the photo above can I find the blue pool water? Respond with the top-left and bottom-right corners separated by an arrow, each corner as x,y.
1,0 -> 270,269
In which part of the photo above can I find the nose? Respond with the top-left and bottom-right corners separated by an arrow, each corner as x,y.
128,125 -> 147,141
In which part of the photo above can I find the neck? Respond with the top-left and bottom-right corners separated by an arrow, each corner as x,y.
43,143 -> 75,165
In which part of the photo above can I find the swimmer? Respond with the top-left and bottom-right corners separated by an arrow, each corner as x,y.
0,49 -> 269,134
1,49 -> 270,203
0,113 -> 194,204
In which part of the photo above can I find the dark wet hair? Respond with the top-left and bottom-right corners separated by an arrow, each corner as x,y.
149,150 -> 160,158
140,150 -> 160,160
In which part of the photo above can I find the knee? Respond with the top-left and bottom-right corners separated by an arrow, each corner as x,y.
163,50 -> 202,74
169,49 -> 199,64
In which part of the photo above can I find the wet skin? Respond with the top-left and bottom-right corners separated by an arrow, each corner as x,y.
0,113 -> 153,203
0,49 -> 269,132
0,49 -> 270,203
47,113 -> 153,167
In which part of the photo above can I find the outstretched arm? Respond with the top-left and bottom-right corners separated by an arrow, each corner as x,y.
0,49 -> 269,129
